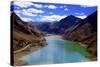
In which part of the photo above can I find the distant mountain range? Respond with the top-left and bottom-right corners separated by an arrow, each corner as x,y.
31,15 -> 83,34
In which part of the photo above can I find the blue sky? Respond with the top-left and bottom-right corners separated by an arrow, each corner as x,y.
11,1 -> 97,22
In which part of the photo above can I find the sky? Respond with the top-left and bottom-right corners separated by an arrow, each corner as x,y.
11,1 -> 97,22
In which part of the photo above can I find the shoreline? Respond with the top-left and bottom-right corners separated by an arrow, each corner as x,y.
13,45 -> 44,66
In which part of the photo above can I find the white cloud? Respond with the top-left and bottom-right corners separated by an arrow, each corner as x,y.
22,9 -> 38,16
14,1 -> 43,8
46,5 -> 57,9
14,8 -> 44,16
64,8 -> 68,11
13,0 -> 98,8
32,3 -> 43,8
14,10 -> 37,16
21,17 -> 33,22
14,1 -> 33,8
76,15 -> 87,19
25,8 -> 44,14
41,15 -> 67,22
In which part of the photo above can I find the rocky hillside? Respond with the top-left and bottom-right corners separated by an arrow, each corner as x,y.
57,15 -> 82,34
11,12 -> 46,51
63,11 -> 97,58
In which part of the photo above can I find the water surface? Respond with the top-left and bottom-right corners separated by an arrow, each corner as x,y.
21,35 -> 90,65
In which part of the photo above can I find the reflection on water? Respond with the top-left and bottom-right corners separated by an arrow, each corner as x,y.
21,35 -> 90,65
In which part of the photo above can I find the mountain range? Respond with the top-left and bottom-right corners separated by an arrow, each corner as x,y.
31,15 -> 83,34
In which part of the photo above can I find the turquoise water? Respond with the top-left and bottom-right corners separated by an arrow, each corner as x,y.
21,35 -> 90,65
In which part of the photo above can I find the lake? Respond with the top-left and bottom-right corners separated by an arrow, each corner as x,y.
21,35 -> 90,65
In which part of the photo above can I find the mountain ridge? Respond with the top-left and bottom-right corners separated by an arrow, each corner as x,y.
63,11 -> 97,58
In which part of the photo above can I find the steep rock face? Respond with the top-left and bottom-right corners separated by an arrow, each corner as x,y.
11,13 -> 46,51
63,11 -> 97,58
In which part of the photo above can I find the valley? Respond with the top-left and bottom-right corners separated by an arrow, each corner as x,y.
11,11 -> 97,65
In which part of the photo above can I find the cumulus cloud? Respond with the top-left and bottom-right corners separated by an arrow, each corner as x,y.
14,8 -> 44,16
45,5 -> 57,9
25,8 -> 44,14
32,3 -> 43,8
14,1 -> 43,8
64,8 -> 68,11
15,10 -> 37,16
14,1 -> 33,8
41,15 -> 67,22
22,9 -> 38,16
